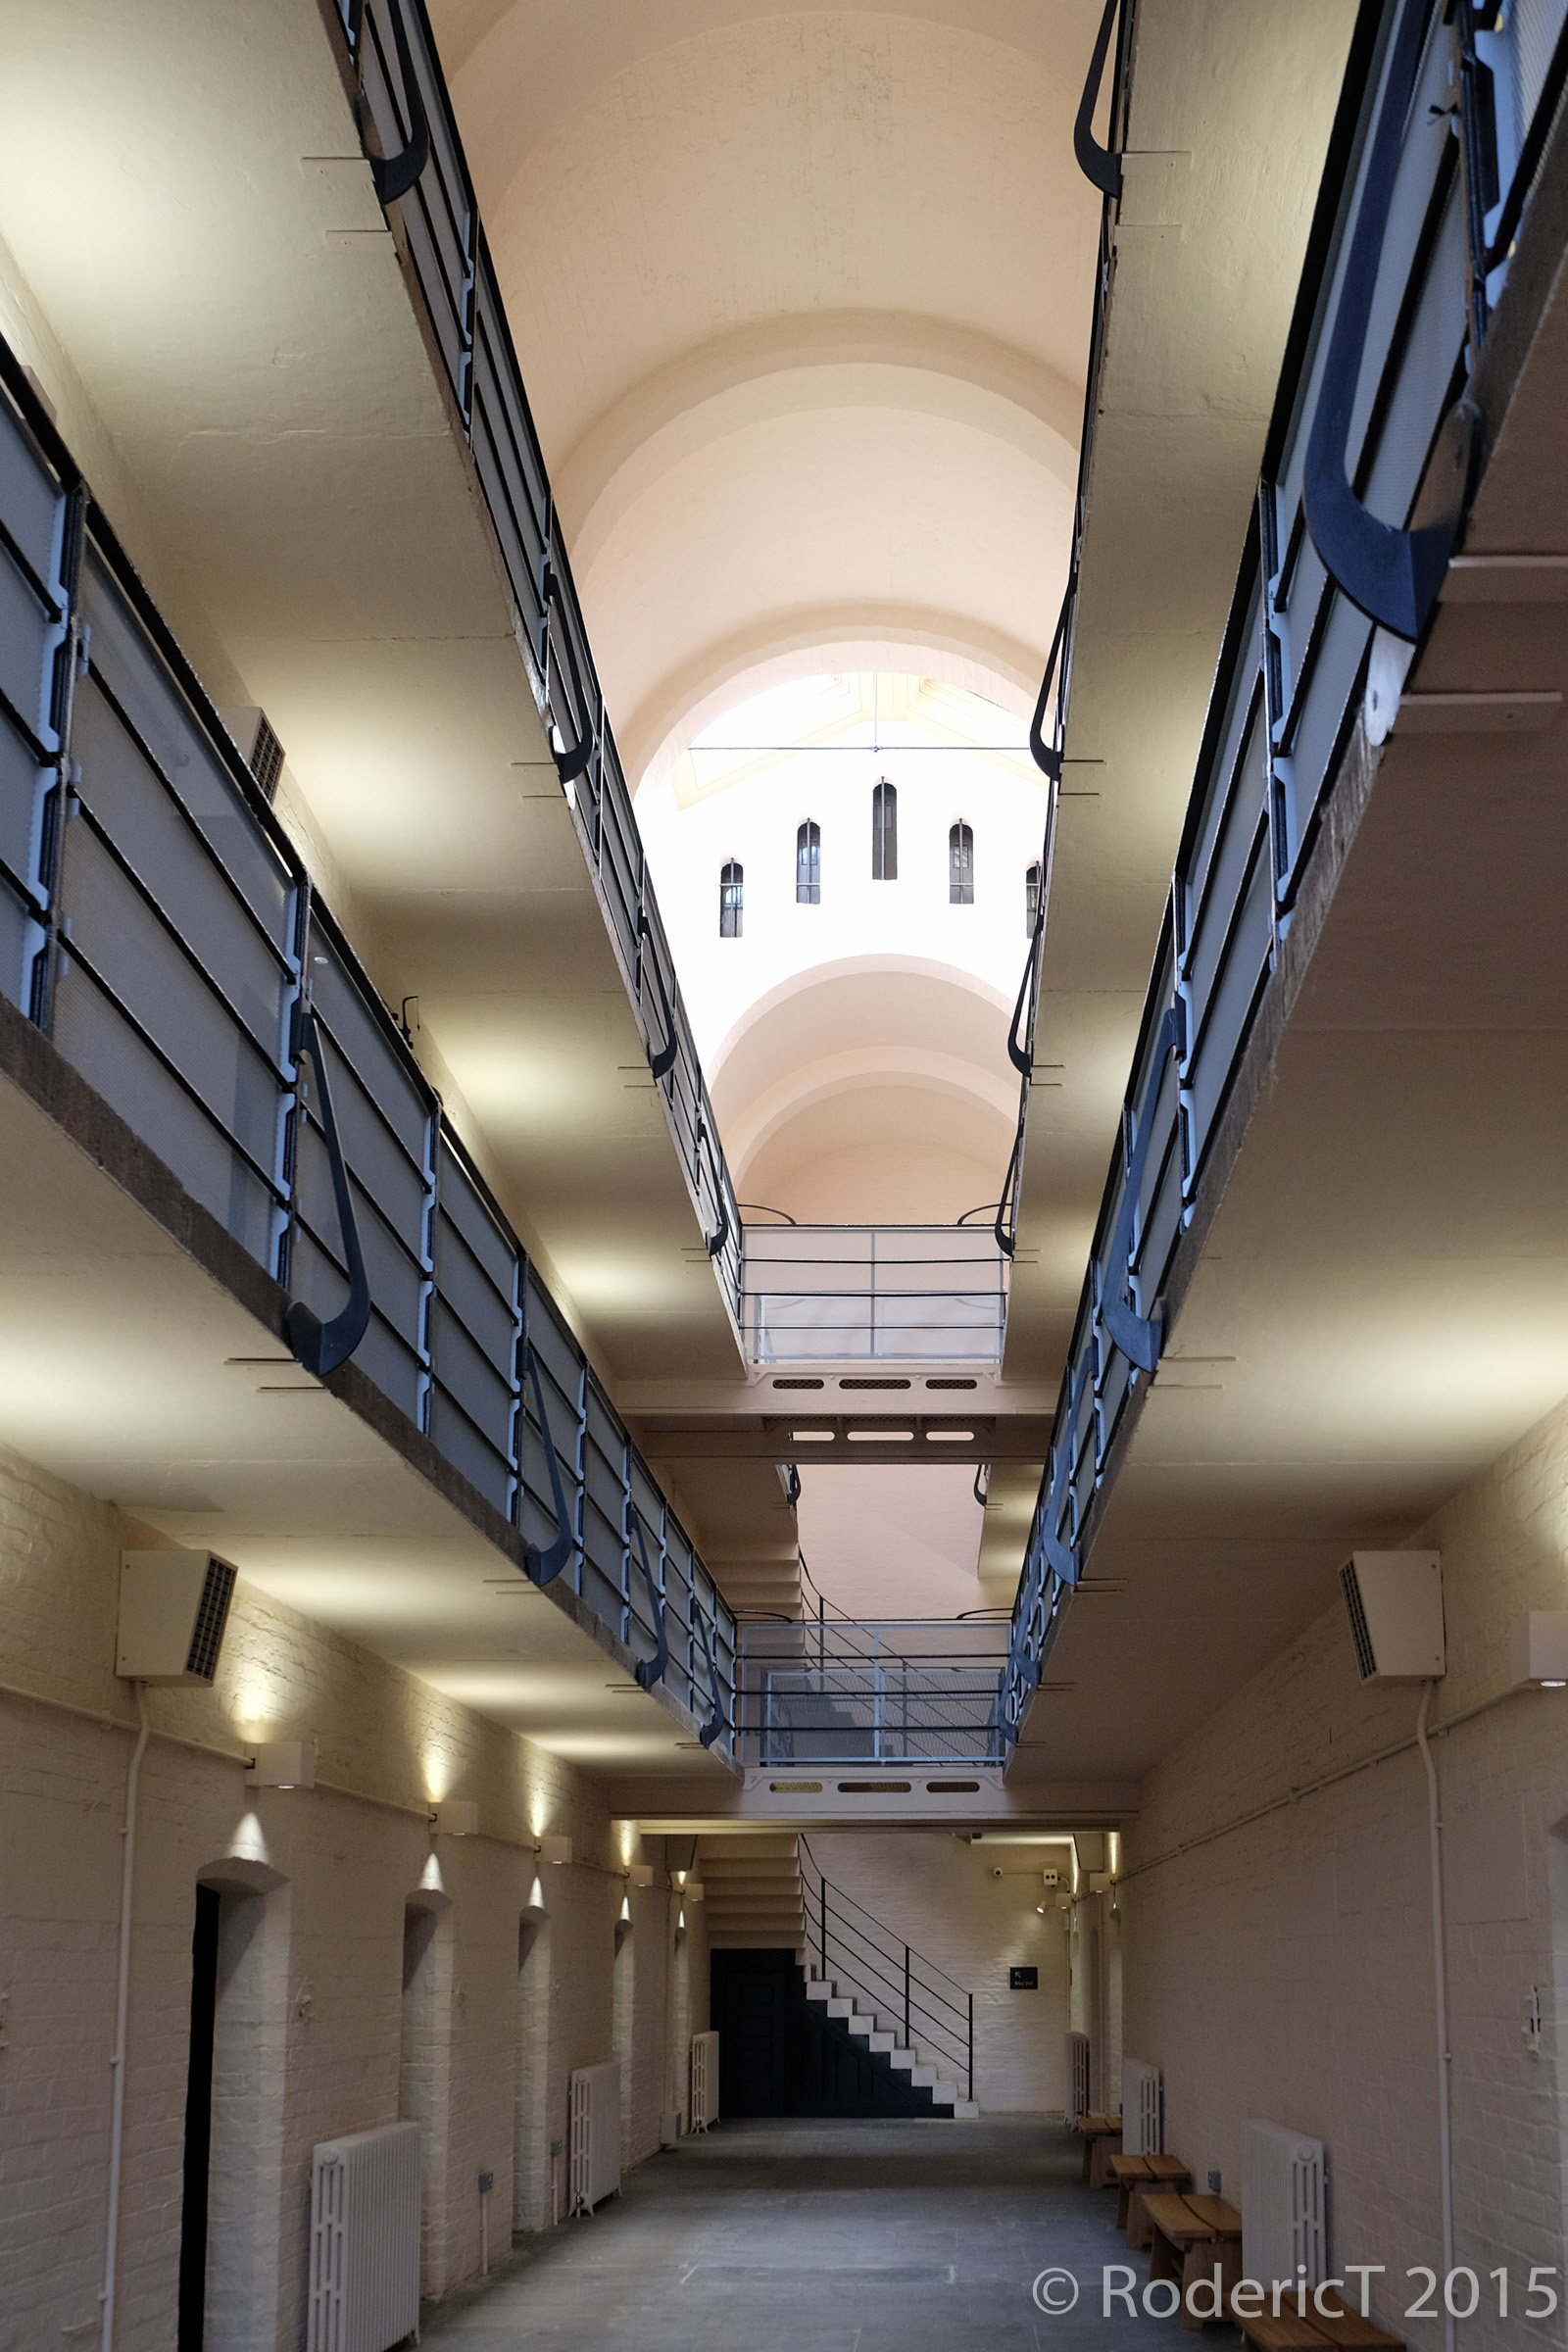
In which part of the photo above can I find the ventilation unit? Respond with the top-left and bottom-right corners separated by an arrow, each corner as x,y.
568,2062 -> 621,2215
1339,1552 -> 1445,1682
117,1549 -> 237,1684
1121,2058 -> 1161,2152
1241,2119 -> 1325,2291
691,2030 -> 720,2132
306,2120 -> 420,2352
219,704 -> 285,802
1066,2030 -> 1091,2120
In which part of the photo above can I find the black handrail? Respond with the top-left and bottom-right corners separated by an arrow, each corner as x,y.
704,1180 -> 730,1262
630,1507 -> 670,1690
638,908 -> 677,1081
800,1837 -> 973,2099
993,1104 -> 1025,1261
520,1343 -> 577,1586
1302,0 -> 1479,640
1006,899 -> 1044,1077
356,0 -> 432,205
283,1001 -> 372,1379
1483,3 -> 1568,271
1073,0 -> 1127,199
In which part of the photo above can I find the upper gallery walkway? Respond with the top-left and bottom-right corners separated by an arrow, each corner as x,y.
1001,0 -> 1568,1790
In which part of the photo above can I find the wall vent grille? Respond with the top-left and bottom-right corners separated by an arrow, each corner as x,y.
185,1556 -> 237,1682
1340,1561 -> 1377,1681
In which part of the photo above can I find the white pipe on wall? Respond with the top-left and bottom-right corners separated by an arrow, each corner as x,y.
100,1680 -> 149,2352
1415,1681 -> 1455,2352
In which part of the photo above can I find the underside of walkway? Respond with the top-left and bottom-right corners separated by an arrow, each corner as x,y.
419,2115 -> 1192,2350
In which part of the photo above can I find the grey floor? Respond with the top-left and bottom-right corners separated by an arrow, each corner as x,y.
419,2115 -> 1220,2351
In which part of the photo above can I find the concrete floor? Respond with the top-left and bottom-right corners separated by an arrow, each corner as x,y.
419,2116 -> 1216,2351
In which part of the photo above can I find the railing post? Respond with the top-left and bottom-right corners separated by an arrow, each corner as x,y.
968,1994 -> 974,2103
904,1946 -> 910,2049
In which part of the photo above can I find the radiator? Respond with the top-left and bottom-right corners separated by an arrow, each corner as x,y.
1121,2058 -> 1162,2153
1242,2119 -> 1325,2290
307,2121 -> 421,2352
1066,2031 -> 1091,2120
569,2062 -> 621,2215
690,2030 -> 719,2132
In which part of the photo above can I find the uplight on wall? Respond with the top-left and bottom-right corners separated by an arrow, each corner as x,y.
630,1864 -> 655,1888
245,1740 -> 316,1790
434,1799 -> 478,1837
1511,1612 -> 1568,1688
540,1834 -> 571,1866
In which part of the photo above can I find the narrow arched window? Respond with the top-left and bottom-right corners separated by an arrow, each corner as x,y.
1025,860 -> 1042,933
796,820 -> 821,904
871,779 -> 898,880
719,859 -> 744,938
949,821 -> 974,905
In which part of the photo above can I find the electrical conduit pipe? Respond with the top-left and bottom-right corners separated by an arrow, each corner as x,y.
100,1681 -> 149,2352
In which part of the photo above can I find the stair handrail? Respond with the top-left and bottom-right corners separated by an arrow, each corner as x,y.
800,1838 -> 974,2099
799,1838 -> 969,2005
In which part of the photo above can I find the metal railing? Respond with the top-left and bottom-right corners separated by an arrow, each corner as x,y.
800,1838 -> 974,2101
1002,0 -> 1568,1738
0,349 -> 737,1748
996,0 -> 1139,1260
334,0 -> 743,1312
737,1621 -> 1010,1766
739,1224 -> 1008,1363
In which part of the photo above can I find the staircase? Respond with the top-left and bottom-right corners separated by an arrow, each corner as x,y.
699,1833 -> 806,1946
802,1975 -> 979,2118
699,1834 -> 979,2117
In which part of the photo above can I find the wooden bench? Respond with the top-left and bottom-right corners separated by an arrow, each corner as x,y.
1231,2288 -> 1403,2352
1075,2112 -> 1123,2184
1109,2152 -> 1192,2244
1143,2191 -> 1244,2328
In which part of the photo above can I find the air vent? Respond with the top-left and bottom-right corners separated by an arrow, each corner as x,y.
218,705 -> 285,803
771,1377 -> 824,1389
926,1377 -> 977,1389
118,1549 -> 237,1684
926,1780 -> 979,1792
1339,1552 -> 1445,1682
836,1780 -> 911,1792
840,1377 -> 910,1390
768,1781 -> 822,1793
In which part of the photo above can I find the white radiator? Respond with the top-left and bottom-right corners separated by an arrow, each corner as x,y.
307,2121 -> 421,2352
690,2030 -> 719,2131
569,2062 -> 621,2215
1121,2058 -> 1162,2153
1066,2031 -> 1091,2120
1242,2119 -> 1325,2290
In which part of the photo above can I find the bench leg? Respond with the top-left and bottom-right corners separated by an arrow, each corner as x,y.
1126,2189 -> 1153,2251
1081,2137 -> 1093,2182
1115,2185 -> 1131,2232
1090,2135 -> 1121,2189
1150,2228 -> 1182,2290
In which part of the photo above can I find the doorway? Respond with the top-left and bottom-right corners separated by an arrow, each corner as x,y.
176,1885 -> 221,2350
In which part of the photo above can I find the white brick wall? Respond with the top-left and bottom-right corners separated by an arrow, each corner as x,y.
0,1439 -> 697,2346
1121,1388 -> 1568,2346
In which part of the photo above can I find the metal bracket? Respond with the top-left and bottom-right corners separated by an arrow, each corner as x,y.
283,1003 -> 372,1379
1074,0 -> 1126,200
1302,0 -> 1479,640
638,908 -> 677,1081
521,1343 -> 577,1586
363,1 -> 432,206
1100,1001 -> 1182,1376
630,1508 -> 670,1690
694,1603 -> 729,1748
1029,568 -> 1076,782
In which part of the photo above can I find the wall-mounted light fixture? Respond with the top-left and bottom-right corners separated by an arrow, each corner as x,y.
433,1799 -> 478,1837
683,1877 -> 705,1902
245,1740 -> 316,1790
540,1834 -> 571,1866
1512,1611 -> 1568,1688
629,1864 -> 655,1888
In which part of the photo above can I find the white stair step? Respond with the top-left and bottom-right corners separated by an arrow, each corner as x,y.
847,2019 -> 872,2039
826,1998 -> 855,2018
887,2049 -> 915,2071
868,2032 -> 895,2052
805,1980 -> 834,2002
953,2101 -> 981,2119
910,2066 -> 937,2087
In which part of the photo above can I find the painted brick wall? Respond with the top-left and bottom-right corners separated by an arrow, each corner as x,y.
810,1830 -> 1070,2108
0,1439 -> 702,2349
1121,1389 -> 1568,2348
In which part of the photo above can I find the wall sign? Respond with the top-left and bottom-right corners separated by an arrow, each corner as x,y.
1009,1965 -> 1039,1989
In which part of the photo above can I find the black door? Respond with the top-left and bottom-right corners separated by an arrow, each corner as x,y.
177,1886 -> 220,2351
710,1947 -> 792,2115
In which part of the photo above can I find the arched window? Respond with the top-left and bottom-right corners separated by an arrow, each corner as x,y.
871,779 -> 898,880
949,821 -> 974,905
719,859 -> 744,938
796,819 -> 821,904
1025,860 -> 1043,933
